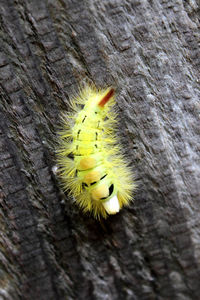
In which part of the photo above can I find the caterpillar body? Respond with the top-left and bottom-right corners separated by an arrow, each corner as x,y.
57,85 -> 136,219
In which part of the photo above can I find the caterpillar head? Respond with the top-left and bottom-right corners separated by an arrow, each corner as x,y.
102,195 -> 120,215
91,183 -> 120,215
77,156 -> 121,215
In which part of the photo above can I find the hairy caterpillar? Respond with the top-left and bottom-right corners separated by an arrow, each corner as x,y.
57,85 -> 136,219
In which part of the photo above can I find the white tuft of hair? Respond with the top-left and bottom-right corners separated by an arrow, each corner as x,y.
102,195 -> 120,215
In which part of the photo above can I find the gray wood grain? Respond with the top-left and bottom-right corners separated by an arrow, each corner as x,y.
0,0 -> 199,299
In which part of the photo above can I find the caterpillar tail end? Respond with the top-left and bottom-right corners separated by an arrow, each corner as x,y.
102,195 -> 120,215
98,88 -> 115,107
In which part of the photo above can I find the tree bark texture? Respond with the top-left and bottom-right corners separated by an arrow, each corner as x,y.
0,0 -> 200,299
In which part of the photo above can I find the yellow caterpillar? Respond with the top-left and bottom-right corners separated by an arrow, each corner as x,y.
57,85 -> 136,219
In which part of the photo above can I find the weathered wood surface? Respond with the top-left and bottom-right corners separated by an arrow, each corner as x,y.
0,0 -> 200,299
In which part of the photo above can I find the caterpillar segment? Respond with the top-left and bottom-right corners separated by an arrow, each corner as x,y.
57,86 -> 135,219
